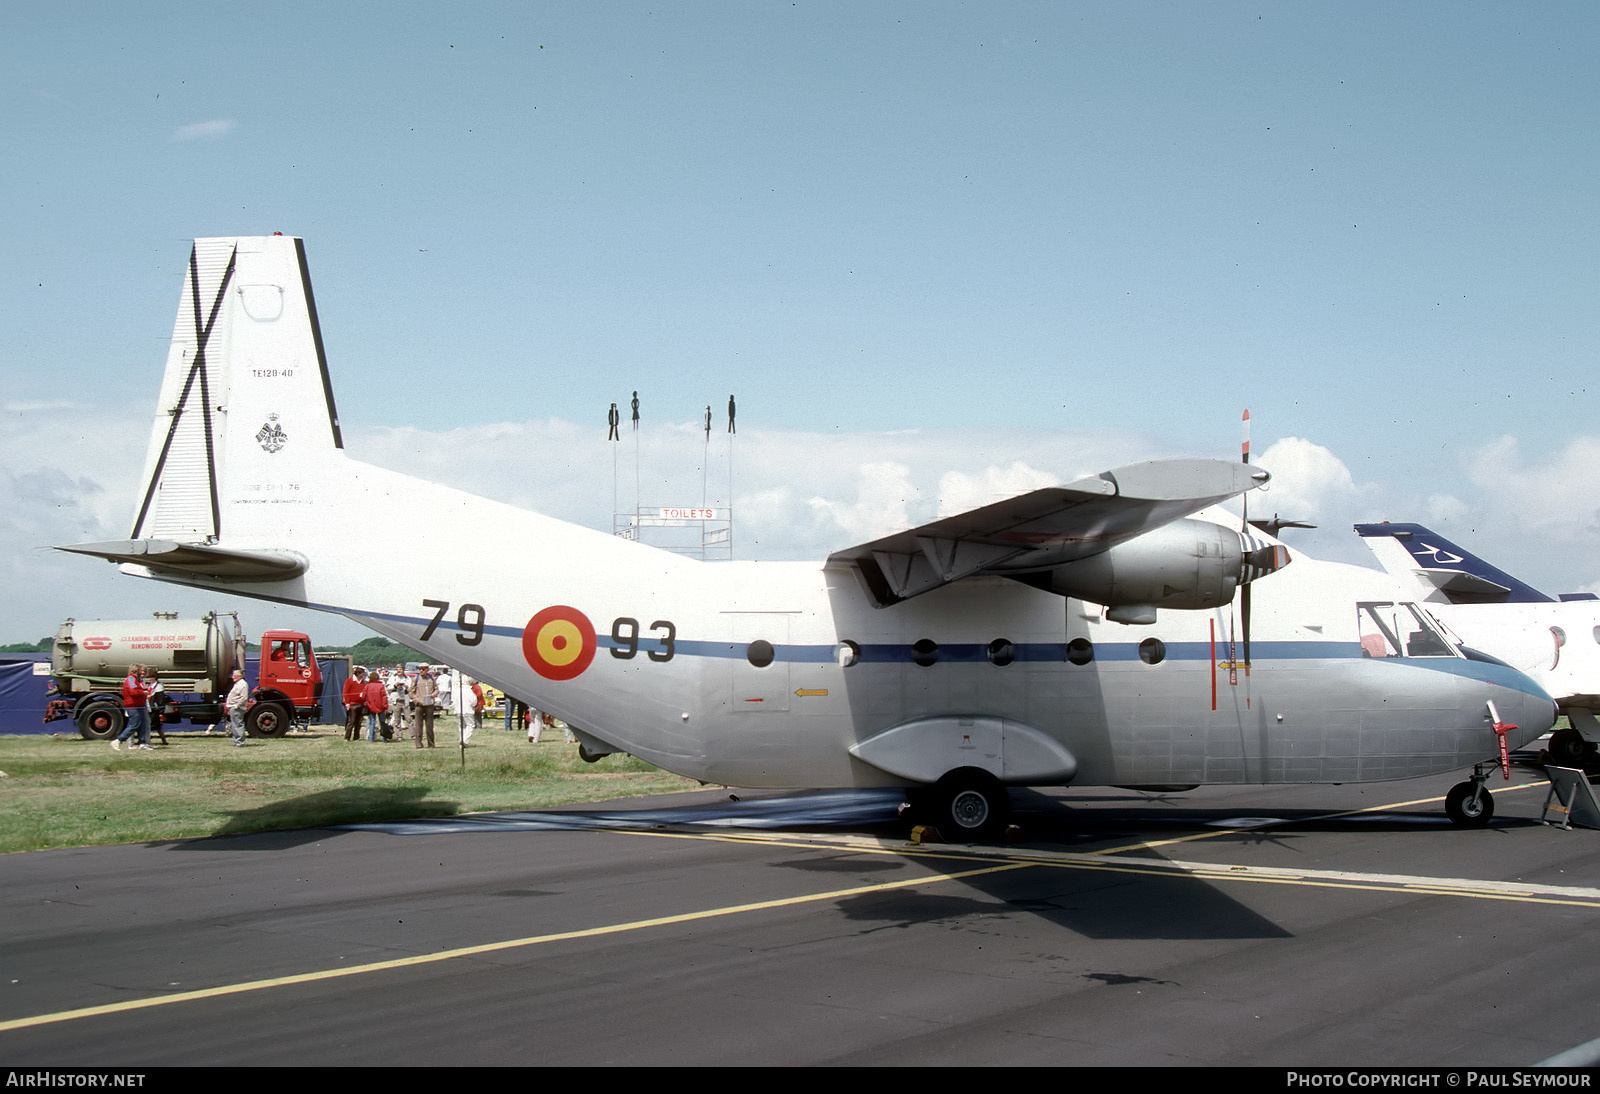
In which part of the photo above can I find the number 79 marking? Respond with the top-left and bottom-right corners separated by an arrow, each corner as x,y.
420,599 -> 486,646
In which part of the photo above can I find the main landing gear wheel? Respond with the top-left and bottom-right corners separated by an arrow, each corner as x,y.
925,769 -> 1011,843
1445,781 -> 1494,828
1546,727 -> 1597,767
245,703 -> 292,738
76,704 -> 125,741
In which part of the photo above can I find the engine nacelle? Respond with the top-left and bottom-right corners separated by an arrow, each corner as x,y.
1014,518 -> 1288,617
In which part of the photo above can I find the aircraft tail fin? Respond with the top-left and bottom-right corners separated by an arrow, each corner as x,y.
1353,522 -> 1553,605
128,235 -> 344,547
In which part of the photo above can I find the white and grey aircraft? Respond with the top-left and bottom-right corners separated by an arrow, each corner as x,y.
60,236 -> 1555,835
1357,522 -> 1600,766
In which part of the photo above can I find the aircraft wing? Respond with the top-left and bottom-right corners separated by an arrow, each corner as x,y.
829,458 -> 1267,606
57,539 -> 308,582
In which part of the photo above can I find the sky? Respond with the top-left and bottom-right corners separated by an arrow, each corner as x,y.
4,2 -> 1598,646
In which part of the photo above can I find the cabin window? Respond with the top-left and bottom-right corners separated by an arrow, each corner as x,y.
1066,638 -> 1094,665
1358,602 -> 1454,658
835,640 -> 860,668
912,639 -> 939,667
987,639 -> 1015,667
746,640 -> 775,668
1138,638 -> 1166,665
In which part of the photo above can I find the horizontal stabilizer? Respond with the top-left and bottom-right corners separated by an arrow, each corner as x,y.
56,539 -> 307,582
1431,571 -> 1513,601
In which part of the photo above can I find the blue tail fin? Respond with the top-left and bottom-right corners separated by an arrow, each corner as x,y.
1353,522 -> 1553,604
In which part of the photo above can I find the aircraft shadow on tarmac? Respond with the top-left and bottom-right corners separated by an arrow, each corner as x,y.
452,789 -> 1309,940
158,749 -> 1575,942
169,785 -> 461,851
153,772 -> 1581,943
311,788 -> 1302,940
167,751 -> 1563,854
828,859 -> 1293,941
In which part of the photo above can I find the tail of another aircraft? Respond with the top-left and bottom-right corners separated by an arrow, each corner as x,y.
1354,522 -> 1552,605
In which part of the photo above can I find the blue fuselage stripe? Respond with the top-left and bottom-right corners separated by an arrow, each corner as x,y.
229,590 -> 1547,700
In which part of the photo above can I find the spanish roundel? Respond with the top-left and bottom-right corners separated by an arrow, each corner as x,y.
521,606 -> 597,681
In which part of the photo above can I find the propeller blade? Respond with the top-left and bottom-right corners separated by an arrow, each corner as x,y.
1242,582 -> 1251,672
1240,410 -> 1251,674
1249,513 -> 1317,536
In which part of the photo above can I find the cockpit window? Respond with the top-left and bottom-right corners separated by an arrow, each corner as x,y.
1358,602 -> 1456,658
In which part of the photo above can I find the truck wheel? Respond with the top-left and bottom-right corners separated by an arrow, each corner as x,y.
246,704 -> 291,738
77,704 -> 125,741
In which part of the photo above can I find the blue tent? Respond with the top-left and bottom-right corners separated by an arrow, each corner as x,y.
0,654 -> 350,735
0,656 -> 53,735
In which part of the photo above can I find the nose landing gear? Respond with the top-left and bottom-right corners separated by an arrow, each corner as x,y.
1445,764 -> 1496,828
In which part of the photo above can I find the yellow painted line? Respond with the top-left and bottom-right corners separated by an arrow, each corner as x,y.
0,859 -> 1031,1035
8,780 -> 1574,1035
611,819 -> 1600,907
1143,855 -> 1600,903
1093,780 -> 1548,856
794,688 -> 829,697
1056,852 -> 1600,907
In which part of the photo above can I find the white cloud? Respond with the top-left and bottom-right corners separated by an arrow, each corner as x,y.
0,403 -> 144,536
937,461 -> 1060,518
2,400 -> 78,413
0,403 -> 225,646
1467,435 -> 1600,540
806,461 -> 921,543
1253,437 -> 1363,520
170,119 -> 236,142
1422,493 -> 1470,525
24,402 -> 1595,645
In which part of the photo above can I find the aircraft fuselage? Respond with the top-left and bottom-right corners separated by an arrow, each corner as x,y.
126,455 -> 1550,791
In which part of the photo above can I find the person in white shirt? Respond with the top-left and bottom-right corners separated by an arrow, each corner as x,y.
455,674 -> 476,745
436,669 -> 454,717
225,669 -> 250,747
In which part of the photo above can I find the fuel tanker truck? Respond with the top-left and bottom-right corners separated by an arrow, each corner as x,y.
44,612 -> 324,739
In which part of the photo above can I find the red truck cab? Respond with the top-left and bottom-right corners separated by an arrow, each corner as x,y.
249,630 -> 323,736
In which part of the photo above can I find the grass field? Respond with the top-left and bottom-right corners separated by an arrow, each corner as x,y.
0,719 -> 700,854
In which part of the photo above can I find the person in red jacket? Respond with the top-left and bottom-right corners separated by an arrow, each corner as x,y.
111,663 -> 149,752
343,667 -> 367,741
363,671 -> 390,742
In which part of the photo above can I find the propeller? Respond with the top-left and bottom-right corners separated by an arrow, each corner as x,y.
1248,514 -> 1316,536
1236,412 -> 1292,688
